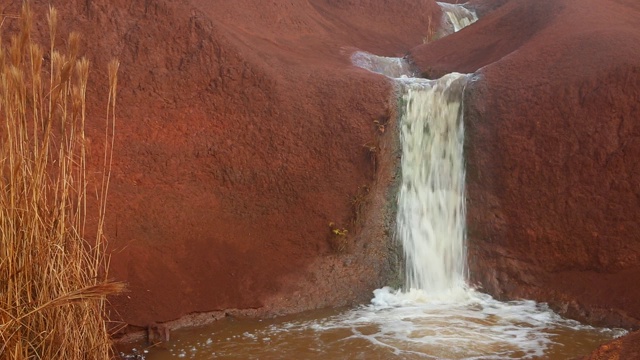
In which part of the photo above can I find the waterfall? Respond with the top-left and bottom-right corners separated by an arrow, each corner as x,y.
438,2 -> 479,34
350,2 -> 478,296
396,75 -> 468,294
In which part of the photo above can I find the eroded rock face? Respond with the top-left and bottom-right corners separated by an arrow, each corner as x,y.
411,0 -> 640,329
3,0 -> 444,328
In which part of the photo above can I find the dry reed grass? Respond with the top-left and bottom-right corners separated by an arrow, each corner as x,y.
0,3 -> 123,359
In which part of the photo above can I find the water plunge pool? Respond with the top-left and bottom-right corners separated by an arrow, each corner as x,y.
120,289 -> 624,359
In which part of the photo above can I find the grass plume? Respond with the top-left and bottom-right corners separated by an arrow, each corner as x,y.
0,3 -> 122,359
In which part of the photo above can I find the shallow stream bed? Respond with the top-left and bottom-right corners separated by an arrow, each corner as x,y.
119,288 -> 624,360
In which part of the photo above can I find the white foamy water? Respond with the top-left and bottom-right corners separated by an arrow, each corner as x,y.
300,287 -> 624,360
143,290 -> 625,360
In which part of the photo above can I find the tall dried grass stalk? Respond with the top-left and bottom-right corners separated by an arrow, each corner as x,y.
0,3 -> 123,359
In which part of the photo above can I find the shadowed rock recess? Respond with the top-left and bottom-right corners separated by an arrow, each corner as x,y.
7,0 -> 639,353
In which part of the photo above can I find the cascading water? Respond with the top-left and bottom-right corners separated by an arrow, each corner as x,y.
397,74 -> 468,295
352,2 -> 474,296
351,2 -> 474,296
439,2 -> 479,33
124,4 -> 626,359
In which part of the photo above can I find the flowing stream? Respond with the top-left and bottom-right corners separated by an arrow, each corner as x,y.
121,4 -> 627,359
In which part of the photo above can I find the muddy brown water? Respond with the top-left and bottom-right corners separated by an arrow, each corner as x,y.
119,296 -> 624,360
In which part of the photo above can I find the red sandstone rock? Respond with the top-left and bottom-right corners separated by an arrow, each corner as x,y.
2,0 -> 442,328
7,1 -> 639,352
411,0 -> 640,329
581,330 -> 640,360
466,0 -> 511,17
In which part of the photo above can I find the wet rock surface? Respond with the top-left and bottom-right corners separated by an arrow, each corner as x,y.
581,330 -> 640,360
411,0 -> 640,331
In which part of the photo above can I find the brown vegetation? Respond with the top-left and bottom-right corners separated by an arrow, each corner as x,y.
0,4 -> 122,359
